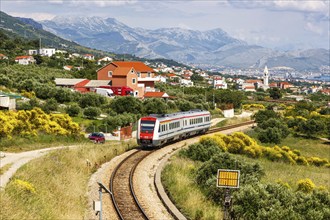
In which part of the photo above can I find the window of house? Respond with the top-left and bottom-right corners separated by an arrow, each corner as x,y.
137,72 -> 141,77
108,71 -> 113,77
147,72 -> 151,77
132,78 -> 136,84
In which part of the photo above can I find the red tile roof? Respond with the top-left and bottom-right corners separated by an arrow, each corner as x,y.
112,67 -> 134,76
112,61 -> 154,72
15,55 -> 33,60
144,92 -> 169,98
246,79 -> 262,83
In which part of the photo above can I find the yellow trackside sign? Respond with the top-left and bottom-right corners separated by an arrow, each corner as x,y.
217,169 -> 240,188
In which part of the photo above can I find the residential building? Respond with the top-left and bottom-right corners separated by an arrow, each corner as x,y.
97,57 -> 113,65
15,56 -> 36,65
97,61 -> 157,98
83,54 -> 94,60
63,65 -> 73,71
180,78 -> 194,87
39,48 -> 56,57
143,91 -> 170,99
213,76 -> 228,89
279,82 -> 293,89
0,54 -> 8,59
28,48 -> 56,57
0,95 -> 16,110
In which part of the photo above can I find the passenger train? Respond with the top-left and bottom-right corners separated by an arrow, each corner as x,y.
137,109 -> 211,147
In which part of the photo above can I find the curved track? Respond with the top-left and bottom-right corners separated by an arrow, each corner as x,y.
207,120 -> 255,134
110,149 -> 154,220
109,120 -> 255,219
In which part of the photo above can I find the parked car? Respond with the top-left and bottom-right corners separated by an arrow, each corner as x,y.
88,132 -> 105,144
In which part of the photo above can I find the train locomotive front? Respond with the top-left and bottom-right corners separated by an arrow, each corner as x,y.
137,116 -> 160,147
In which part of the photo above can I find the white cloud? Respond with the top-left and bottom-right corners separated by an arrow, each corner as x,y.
8,12 -> 56,21
48,0 -> 137,7
228,0 -> 329,18
305,22 -> 324,35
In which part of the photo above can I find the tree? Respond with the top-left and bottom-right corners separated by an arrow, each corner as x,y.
190,73 -> 204,83
79,92 -> 107,108
258,118 -> 290,139
143,98 -> 167,114
66,104 -> 81,117
298,119 -> 326,138
42,98 -> 58,113
257,127 -> 283,144
110,96 -> 143,114
83,107 -> 101,119
253,109 -> 279,124
269,87 -> 282,99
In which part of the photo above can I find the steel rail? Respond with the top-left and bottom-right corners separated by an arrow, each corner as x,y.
110,149 -> 153,220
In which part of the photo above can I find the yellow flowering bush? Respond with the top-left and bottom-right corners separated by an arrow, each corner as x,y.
242,103 -> 265,110
0,108 -> 81,138
297,178 -> 315,193
198,132 -> 329,168
12,179 -> 36,194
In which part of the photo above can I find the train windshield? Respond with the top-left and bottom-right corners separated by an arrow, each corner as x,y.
140,120 -> 155,133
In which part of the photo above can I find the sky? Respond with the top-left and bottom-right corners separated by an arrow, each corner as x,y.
1,0 -> 329,51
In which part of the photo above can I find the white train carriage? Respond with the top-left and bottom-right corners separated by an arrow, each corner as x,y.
137,109 -> 211,147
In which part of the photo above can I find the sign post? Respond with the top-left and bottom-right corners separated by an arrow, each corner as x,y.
217,169 -> 240,220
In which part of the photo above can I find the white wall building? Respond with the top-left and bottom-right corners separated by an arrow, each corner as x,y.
213,76 -> 228,89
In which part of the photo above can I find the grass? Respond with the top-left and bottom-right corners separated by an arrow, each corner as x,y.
0,134 -> 88,152
215,116 -> 251,127
162,156 -> 222,220
233,155 -> 330,191
0,140 -> 137,219
0,163 -> 13,175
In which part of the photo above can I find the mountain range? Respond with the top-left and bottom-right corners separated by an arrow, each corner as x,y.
39,16 -> 329,71
1,11 -> 329,71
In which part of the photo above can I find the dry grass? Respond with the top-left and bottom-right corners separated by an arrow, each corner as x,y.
215,116 -> 251,127
162,156 -> 222,219
0,140 -> 136,219
0,163 -> 12,175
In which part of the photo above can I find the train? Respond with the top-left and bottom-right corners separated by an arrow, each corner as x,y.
137,109 -> 211,147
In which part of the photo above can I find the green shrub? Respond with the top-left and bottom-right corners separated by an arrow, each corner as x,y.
180,142 -> 221,162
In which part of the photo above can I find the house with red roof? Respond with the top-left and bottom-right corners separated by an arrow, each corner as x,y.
15,56 -> 36,65
213,76 -> 228,89
279,82 -> 293,89
143,91 -> 170,99
0,54 -> 8,60
63,65 -> 73,71
83,54 -> 94,60
97,61 -> 157,98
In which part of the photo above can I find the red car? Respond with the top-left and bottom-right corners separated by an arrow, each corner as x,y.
88,132 -> 105,144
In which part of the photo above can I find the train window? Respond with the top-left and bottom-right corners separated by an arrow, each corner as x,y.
141,120 -> 155,133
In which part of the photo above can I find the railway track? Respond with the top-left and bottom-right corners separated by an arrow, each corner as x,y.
110,149 -> 155,220
108,120 -> 255,220
207,120 -> 255,134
